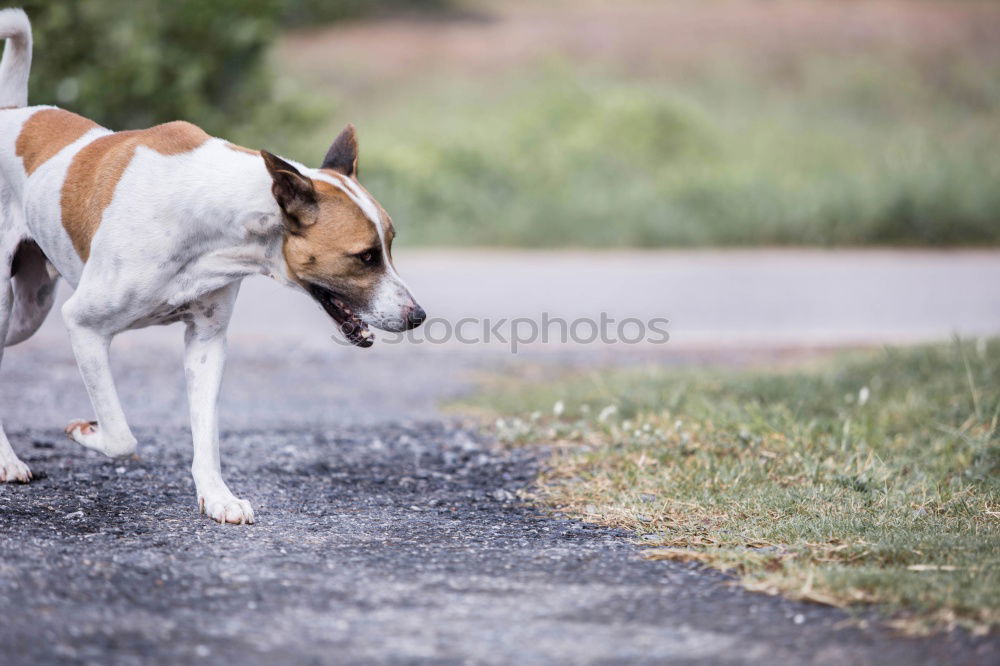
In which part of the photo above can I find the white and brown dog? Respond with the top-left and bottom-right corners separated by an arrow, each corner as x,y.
0,9 -> 425,523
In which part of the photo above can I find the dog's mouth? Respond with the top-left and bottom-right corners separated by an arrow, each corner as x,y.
308,284 -> 373,348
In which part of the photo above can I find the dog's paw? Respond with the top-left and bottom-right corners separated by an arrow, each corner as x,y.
65,420 -> 136,458
65,419 -> 99,446
0,457 -> 32,483
200,494 -> 255,525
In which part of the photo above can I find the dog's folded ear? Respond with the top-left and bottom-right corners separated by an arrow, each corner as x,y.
321,123 -> 359,177
261,151 -> 318,231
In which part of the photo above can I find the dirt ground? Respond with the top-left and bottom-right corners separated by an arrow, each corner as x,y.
1,340 -> 997,664
2,250 -> 999,662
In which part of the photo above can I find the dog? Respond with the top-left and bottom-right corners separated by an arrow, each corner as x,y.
0,9 -> 425,523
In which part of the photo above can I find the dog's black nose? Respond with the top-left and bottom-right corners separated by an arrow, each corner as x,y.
406,304 -> 426,329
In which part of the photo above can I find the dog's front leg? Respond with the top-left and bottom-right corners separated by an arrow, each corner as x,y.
183,282 -> 253,525
62,297 -> 139,458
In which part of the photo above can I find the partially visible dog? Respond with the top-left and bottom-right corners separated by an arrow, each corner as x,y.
0,9 -> 425,523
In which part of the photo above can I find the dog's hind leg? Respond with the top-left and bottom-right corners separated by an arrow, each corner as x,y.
0,245 -> 31,482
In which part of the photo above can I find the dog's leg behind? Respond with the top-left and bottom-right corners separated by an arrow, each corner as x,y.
0,8 -> 34,481
0,251 -> 31,482
0,240 -> 59,481
183,282 -> 253,524
6,240 -> 58,346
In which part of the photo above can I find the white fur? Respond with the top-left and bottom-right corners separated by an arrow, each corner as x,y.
0,9 -> 34,482
0,12 -> 421,523
0,9 -> 30,108
51,142 -> 289,520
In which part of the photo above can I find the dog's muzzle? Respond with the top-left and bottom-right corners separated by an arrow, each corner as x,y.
307,283 -> 374,347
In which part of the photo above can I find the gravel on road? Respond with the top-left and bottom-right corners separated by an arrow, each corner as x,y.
1,417 -> 996,664
0,323 -> 997,664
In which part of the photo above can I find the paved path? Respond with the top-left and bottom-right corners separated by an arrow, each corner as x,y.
235,248 -> 1000,351
2,250 -> 998,663
1,418 -> 996,665
33,248 -> 1000,354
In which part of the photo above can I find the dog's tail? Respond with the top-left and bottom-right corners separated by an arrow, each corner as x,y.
0,8 -> 30,108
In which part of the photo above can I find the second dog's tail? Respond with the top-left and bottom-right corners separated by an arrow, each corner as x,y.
0,8 -> 30,108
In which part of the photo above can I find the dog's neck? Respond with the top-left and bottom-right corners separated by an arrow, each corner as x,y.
176,150 -> 296,295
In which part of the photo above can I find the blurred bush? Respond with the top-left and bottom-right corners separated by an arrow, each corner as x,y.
18,0 -> 452,135
22,0 -> 288,134
351,63 -> 1000,247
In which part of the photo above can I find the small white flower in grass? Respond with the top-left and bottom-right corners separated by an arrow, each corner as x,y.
858,386 -> 870,406
553,400 -> 565,417
597,405 -> 617,423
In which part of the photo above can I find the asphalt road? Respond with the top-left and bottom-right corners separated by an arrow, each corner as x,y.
32,248 -> 1000,353
1,412 -> 996,665
2,250 -> 999,664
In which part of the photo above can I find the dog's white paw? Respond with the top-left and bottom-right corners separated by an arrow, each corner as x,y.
65,419 -> 101,449
200,493 -> 255,525
0,457 -> 32,483
65,420 -> 136,458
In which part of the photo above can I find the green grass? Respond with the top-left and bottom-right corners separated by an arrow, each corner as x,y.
273,53 -> 1000,247
457,340 -> 1000,633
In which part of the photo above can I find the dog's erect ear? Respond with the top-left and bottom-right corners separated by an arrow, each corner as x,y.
321,123 -> 359,177
261,150 -> 318,230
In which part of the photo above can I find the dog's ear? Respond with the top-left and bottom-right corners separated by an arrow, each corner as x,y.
261,151 -> 318,231
321,123 -> 359,177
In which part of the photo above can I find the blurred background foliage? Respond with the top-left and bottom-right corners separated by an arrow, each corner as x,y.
15,0 -> 1000,247
23,0 -> 285,134
20,0 -> 446,134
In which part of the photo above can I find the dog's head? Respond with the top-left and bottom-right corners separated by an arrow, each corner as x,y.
261,125 -> 424,348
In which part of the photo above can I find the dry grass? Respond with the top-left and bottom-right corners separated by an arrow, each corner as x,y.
458,339 -> 1000,635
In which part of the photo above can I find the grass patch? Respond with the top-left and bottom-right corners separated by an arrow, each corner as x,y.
275,55 -> 1000,247
457,340 -> 1000,633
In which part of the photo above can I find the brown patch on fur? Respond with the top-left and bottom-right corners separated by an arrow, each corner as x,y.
321,171 -> 396,259
61,121 -> 210,260
282,179 -> 384,304
225,142 -> 259,156
16,109 -> 100,176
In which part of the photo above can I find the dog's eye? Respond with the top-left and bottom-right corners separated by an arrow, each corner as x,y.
356,249 -> 380,267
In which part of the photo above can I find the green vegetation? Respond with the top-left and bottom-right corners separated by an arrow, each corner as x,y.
22,1 -> 1000,247
19,0 -> 449,135
459,340 -> 1000,633
291,59 -> 1000,247
23,0 -> 291,135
